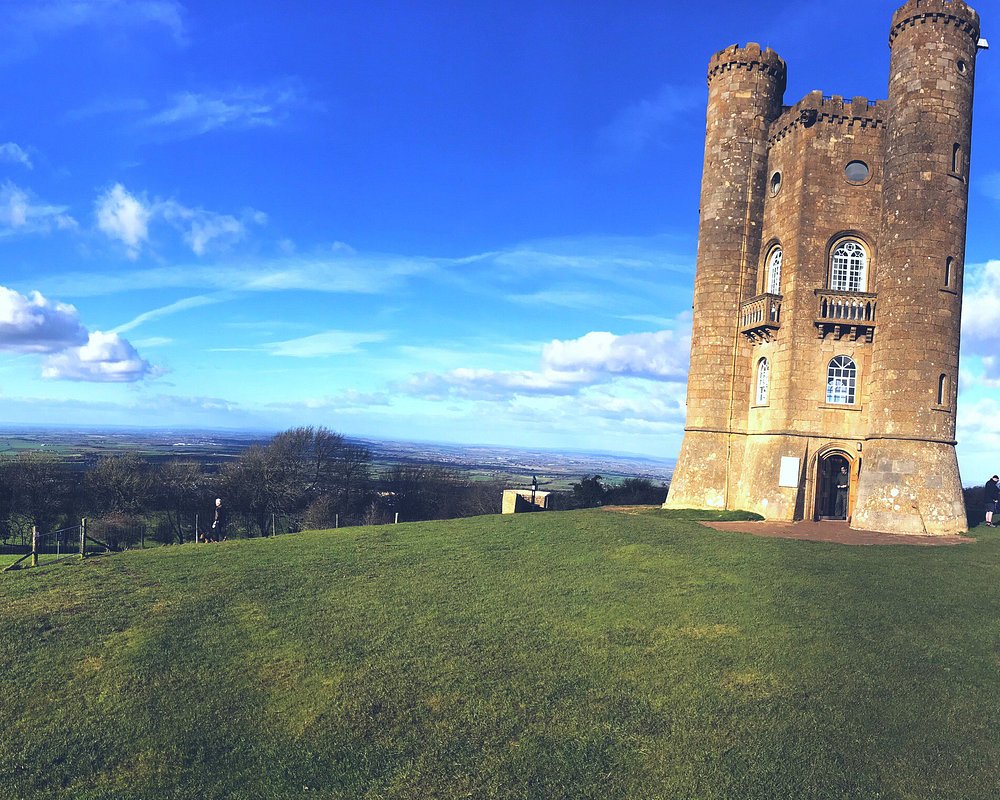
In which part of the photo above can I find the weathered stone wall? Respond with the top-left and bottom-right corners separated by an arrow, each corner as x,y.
665,44 -> 785,510
668,0 -> 980,535
853,0 -> 979,535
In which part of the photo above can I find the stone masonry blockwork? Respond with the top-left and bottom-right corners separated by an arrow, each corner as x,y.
665,0 -> 982,535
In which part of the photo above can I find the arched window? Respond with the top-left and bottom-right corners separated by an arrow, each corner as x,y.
766,247 -> 782,295
945,256 -> 954,288
938,374 -> 949,406
755,358 -> 769,405
952,143 -> 961,174
826,356 -> 857,405
830,241 -> 868,293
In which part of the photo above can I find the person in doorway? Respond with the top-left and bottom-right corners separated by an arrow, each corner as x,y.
984,475 -> 999,527
212,498 -> 228,541
834,465 -> 850,519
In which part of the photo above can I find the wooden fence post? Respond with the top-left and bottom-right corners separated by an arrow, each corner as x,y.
335,513 -> 339,529
80,518 -> 87,559
272,513 -> 276,537
394,512 -> 399,524
31,526 -> 38,568
195,514 -> 199,544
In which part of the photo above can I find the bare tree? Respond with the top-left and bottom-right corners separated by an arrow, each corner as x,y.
152,460 -> 213,543
85,453 -> 152,517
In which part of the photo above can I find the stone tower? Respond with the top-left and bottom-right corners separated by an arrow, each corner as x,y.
666,0 -> 984,535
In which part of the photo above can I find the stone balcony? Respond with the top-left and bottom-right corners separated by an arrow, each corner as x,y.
814,290 -> 877,341
739,293 -> 782,342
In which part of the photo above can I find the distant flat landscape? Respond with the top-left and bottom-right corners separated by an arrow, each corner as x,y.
0,426 -> 674,491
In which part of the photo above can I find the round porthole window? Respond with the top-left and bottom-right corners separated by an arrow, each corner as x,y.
845,160 -> 870,184
769,171 -> 782,196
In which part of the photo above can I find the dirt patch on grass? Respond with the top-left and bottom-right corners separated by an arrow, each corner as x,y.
701,519 -> 973,547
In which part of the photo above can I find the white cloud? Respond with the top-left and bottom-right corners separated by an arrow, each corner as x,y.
143,84 -> 307,136
542,329 -> 691,381
41,330 -> 156,382
0,181 -> 76,234
95,183 -> 265,258
961,260 -> 1000,343
95,183 -> 151,258
0,285 -> 88,353
159,200 -> 263,255
402,323 -> 692,402
0,142 -> 32,169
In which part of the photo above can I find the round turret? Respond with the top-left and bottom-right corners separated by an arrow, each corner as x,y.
665,43 -> 785,510
852,0 -> 981,535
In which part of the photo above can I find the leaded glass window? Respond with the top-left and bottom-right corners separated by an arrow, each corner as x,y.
830,241 -> 867,293
826,356 -> 857,405
756,358 -> 769,405
766,247 -> 782,295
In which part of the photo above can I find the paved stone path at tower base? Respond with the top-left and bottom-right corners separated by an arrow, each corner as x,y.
701,519 -> 973,547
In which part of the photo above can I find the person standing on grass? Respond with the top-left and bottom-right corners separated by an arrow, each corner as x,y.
984,476 -> 999,527
212,497 -> 228,541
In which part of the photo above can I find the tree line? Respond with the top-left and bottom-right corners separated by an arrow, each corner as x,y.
0,427 -> 668,549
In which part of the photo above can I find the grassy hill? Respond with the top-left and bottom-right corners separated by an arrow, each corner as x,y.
2,508 -> 999,799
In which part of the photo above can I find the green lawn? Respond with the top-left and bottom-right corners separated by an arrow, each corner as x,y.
2,508 -> 999,799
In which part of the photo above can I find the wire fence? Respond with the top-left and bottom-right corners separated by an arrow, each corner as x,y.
2,506 -> 413,574
2,520 -> 121,572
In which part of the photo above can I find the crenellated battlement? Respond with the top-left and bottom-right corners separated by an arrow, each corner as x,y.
706,42 -> 786,88
768,91 -> 888,144
889,0 -> 980,46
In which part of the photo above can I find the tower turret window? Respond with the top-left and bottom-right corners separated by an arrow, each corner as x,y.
766,247 -> 782,294
826,356 -> 857,405
945,256 -> 955,288
755,358 -> 770,406
829,240 -> 868,293
938,374 -> 949,406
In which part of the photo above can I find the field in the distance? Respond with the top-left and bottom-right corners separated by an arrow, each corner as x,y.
0,426 -> 674,490
3,508 -> 999,799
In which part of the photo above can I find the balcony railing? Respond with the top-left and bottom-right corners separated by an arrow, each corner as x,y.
739,293 -> 782,342
815,290 -> 877,341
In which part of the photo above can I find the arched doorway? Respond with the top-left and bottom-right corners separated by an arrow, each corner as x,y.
817,452 -> 853,520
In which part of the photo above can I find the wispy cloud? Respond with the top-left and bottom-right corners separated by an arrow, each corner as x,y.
261,330 -> 388,358
405,367 -> 593,400
978,173 -> 1000,202
0,142 -> 32,169
0,0 -> 187,57
0,181 -> 77,235
36,234 -> 692,334
212,329 -> 388,358
142,83 -> 309,136
598,84 -> 701,163
113,294 -> 226,334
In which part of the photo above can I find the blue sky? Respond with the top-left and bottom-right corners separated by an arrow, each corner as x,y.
1,0 -> 999,481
